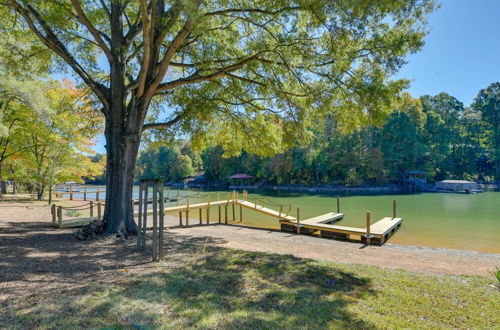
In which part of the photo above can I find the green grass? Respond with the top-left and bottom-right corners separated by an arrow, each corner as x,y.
2,246 -> 499,329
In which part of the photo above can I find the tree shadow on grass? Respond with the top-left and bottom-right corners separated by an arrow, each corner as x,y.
85,245 -> 377,329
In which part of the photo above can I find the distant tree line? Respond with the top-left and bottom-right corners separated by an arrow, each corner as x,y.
135,82 -> 500,186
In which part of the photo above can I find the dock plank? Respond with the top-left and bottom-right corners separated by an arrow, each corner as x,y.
369,217 -> 403,235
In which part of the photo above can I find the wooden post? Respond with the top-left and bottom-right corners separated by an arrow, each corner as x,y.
51,204 -> 56,223
69,185 -> 73,200
159,181 -> 165,261
142,185 -> 148,250
97,203 -> 102,220
232,198 -> 236,221
239,204 -> 243,222
177,196 -> 182,226
96,189 -> 99,201
336,196 -> 340,213
366,211 -> 371,245
218,192 -> 221,223
279,205 -> 283,218
137,182 -> 143,250
296,207 -> 301,234
186,196 -> 190,227
225,205 -> 228,224
90,201 -> 94,218
83,187 -> 87,201
152,182 -> 158,261
393,199 -> 397,218
207,195 -> 211,225
57,206 -> 63,228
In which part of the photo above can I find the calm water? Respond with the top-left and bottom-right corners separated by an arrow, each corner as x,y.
74,187 -> 500,253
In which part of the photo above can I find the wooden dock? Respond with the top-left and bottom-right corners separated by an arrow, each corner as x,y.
280,215 -> 403,245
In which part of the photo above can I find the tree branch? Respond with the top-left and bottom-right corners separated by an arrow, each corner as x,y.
142,113 -> 184,130
69,0 -> 113,61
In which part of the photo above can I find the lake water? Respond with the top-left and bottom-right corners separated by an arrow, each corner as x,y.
73,187 -> 500,253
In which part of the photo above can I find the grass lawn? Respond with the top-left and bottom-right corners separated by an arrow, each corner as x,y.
2,244 -> 499,329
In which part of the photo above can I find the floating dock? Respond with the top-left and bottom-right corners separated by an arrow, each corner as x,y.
280,215 -> 403,245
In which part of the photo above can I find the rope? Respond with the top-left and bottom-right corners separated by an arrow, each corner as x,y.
60,202 -> 92,210
262,198 -> 290,208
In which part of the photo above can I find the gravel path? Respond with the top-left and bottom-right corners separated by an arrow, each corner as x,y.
168,224 -> 500,277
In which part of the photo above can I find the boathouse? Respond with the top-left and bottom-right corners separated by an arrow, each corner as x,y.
435,180 -> 477,192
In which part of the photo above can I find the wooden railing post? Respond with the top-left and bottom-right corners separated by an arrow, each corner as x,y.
186,196 -> 190,227
207,194 -> 211,224
136,183 -> 143,250
96,189 -> 99,201
177,196 -> 182,226
217,192 -> 221,223
159,181 -> 165,261
337,196 -> 340,213
69,185 -> 73,200
57,206 -> 63,228
296,207 -> 301,234
366,211 -> 371,245
90,201 -> 94,218
239,203 -> 243,222
51,204 -> 56,223
152,182 -> 158,261
142,185 -> 148,250
83,187 -> 87,201
97,203 -> 102,220
393,199 -> 397,218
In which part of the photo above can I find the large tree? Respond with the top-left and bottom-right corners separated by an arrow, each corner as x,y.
7,0 -> 435,236
472,82 -> 500,180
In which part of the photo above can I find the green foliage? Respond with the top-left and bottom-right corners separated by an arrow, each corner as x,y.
135,144 -> 195,182
0,79 -> 102,198
472,82 -> 500,179
8,0 -> 436,158
138,85 -> 500,185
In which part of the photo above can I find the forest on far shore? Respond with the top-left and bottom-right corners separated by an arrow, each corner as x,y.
91,82 -> 499,187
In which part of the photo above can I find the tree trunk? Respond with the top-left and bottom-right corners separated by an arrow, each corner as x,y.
0,163 -> 6,195
36,185 -> 45,200
102,123 -> 141,236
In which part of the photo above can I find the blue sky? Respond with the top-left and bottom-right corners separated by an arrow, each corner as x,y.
91,0 -> 500,153
395,0 -> 500,106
